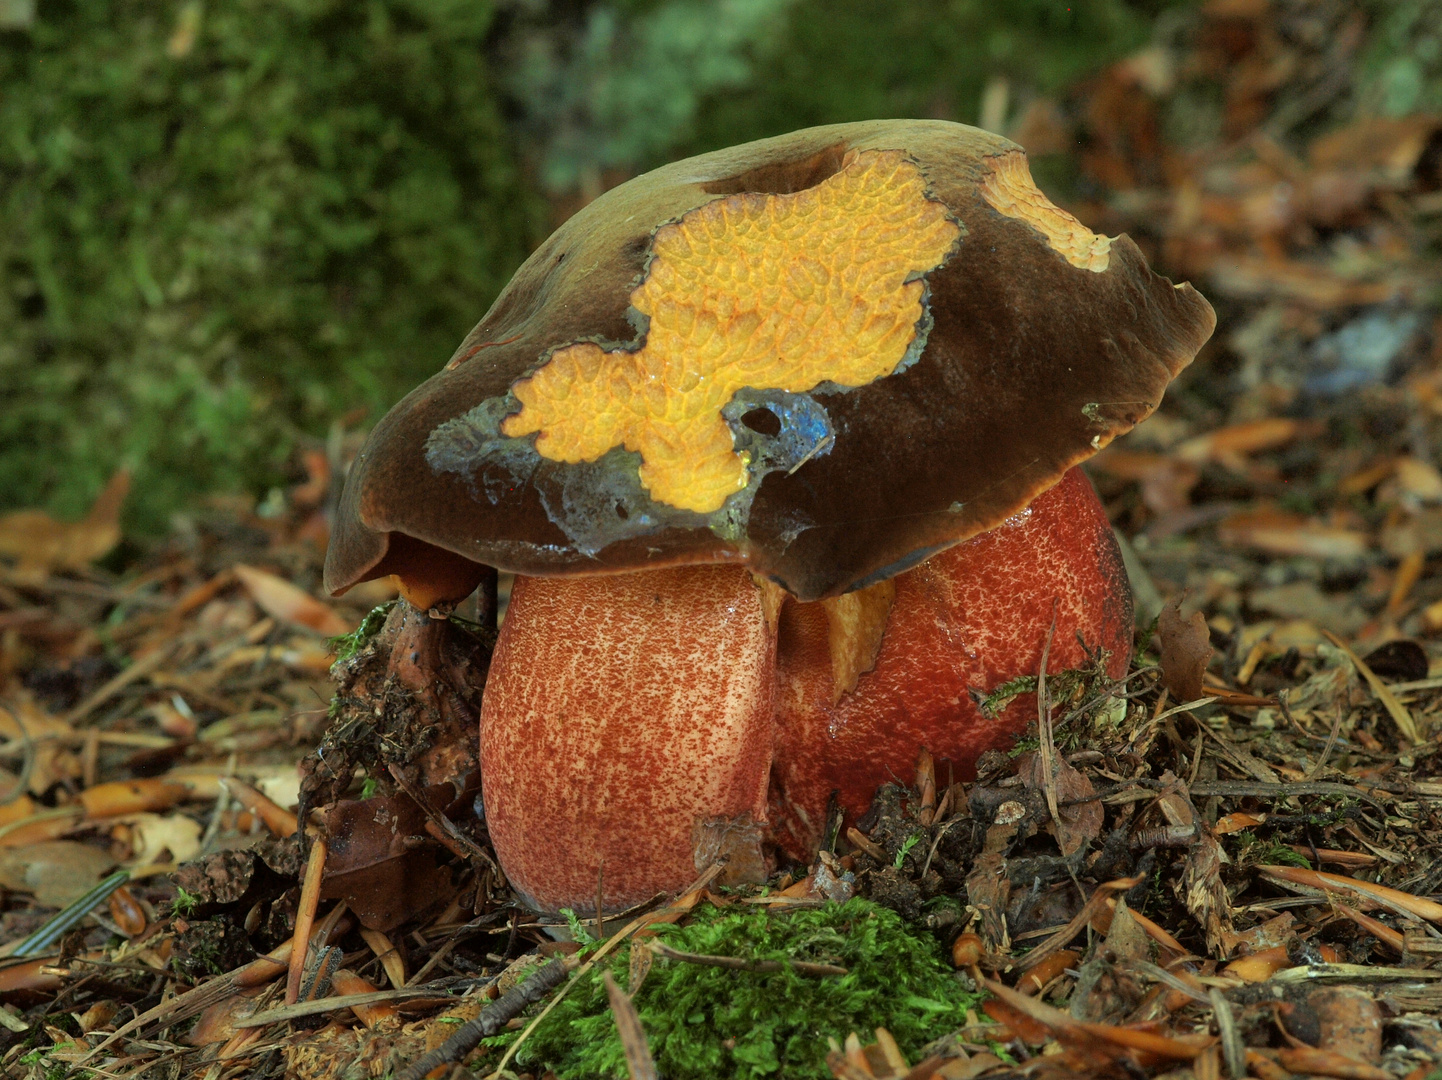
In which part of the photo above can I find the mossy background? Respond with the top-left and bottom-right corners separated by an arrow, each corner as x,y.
492,899 -> 981,1080
7,0 -> 1429,531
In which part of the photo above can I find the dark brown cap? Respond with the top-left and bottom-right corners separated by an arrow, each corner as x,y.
325,119 -> 1214,603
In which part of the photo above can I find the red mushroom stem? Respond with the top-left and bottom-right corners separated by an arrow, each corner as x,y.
768,467 -> 1132,858
479,564 -> 776,913
479,467 -> 1130,912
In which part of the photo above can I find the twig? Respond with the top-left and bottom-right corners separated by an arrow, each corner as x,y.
649,940 -> 847,977
286,840 -> 327,1004
1036,603 -> 1060,827
234,985 -> 463,1028
394,958 -> 571,1080
63,643 -> 176,725
1184,779 -> 1389,810
387,763 -> 500,875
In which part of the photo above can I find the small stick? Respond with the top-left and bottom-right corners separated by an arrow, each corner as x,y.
1036,604 -> 1060,827
286,839 -> 328,1004
649,940 -> 846,977
394,958 -> 571,1080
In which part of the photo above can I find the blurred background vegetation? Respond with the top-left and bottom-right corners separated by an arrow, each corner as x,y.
0,0 -> 1436,533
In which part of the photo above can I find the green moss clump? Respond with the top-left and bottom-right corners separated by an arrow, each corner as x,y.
496,898 -> 980,1080
328,600 -> 397,666
0,0 -> 539,532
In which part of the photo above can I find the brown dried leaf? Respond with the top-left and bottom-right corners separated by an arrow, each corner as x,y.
1173,417 -> 1322,465
691,813 -> 767,887
0,469 -> 130,577
1179,825 -> 1234,957
1157,598 -> 1213,703
1309,987 -> 1381,1064
320,790 -> 449,931
78,779 -> 189,818
604,970 -> 659,1080
234,563 -> 353,637
0,840 -> 115,906
1022,754 -> 1102,856
1217,508 -> 1369,559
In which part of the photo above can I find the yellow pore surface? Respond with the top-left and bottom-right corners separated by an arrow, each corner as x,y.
501,149 -> 961,514
980,150 -> 1112,272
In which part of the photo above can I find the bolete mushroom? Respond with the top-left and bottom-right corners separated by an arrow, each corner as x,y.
324,120 -> 1214,914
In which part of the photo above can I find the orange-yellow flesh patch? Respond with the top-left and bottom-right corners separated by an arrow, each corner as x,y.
502,149 -> 961,513
981,150 -> 1112,272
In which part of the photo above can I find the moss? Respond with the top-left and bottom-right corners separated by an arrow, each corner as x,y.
0,0 -> 540,532
328,601 -> 397,666
493,899 -> 980,1080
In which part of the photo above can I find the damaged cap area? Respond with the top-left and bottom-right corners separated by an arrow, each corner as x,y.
324,118 -> 1215,603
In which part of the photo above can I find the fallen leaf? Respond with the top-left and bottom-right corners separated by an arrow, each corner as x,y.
320,789 -> 450,931
234,563 -> 353,637
127,812 -> 203,865
1157,598 -> 1213,703
1309,986 -> 1381,1064
0,840 -> 115,906
1217,507 -> 1370,559
79,779 -> 189,818
0,469 -> 130,577
1174,417 -> 1321,466
1023,753 -> 1102,856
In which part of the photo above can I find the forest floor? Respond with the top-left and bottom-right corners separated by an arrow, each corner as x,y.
4,3 -> 1442,1079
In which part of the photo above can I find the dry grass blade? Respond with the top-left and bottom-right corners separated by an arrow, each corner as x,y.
1037,605 -> 1061,827
1320,630 -> 1420,744
1208,988 -> 1245,1080
982,975 -> 1206,1060
1019,876 -> 1142,971
604,970 -> 659,1080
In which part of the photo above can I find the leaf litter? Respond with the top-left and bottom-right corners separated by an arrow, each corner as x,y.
7,4 -> 1442,1078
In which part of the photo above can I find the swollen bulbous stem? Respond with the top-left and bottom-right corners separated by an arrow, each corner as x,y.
479,565 -> 776,913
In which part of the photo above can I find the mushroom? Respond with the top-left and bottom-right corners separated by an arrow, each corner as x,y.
324,120 -> 1215,913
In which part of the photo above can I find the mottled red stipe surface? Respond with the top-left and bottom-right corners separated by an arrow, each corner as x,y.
483,468 -> 1129,910
480,565 -> 775,913
768,468 -> 1132,858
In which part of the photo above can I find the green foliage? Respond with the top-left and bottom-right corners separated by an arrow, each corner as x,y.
170,885 -> 199,916
560,906 -> 599,948
329,601 -> 396,665
1233,831 -> 1311,869
0,0 -> 539,531
981,674 -> 1038,718
1356,0 -> 1442,116
893,833 -> 922,869
504,0 -> 1192,194
493,899 -> 980,1080
504,0 -> 794,193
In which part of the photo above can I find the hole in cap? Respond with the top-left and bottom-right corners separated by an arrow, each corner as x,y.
739,408 -> 782,437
